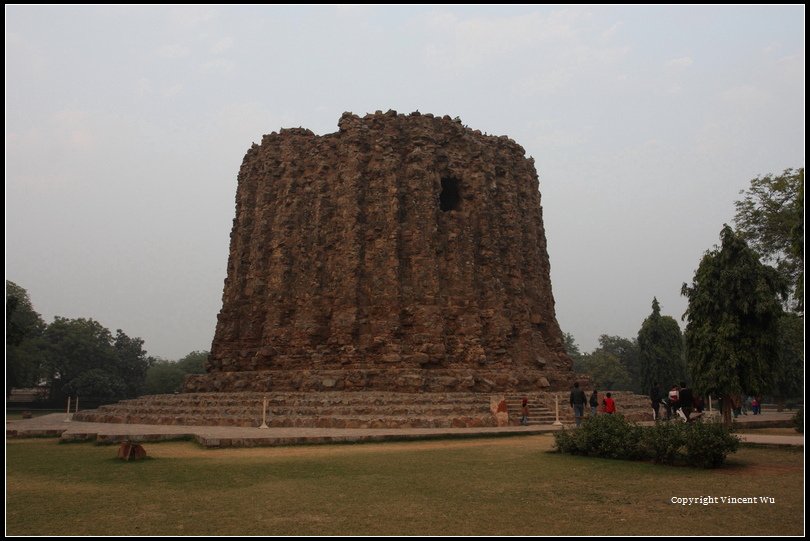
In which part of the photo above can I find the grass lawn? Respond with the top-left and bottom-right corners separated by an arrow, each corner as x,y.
5,435 -> 804,536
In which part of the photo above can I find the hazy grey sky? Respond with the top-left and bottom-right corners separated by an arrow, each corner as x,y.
6,6 -> 805,359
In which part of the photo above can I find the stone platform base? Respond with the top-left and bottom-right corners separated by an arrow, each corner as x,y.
182,368 -> 562,394
73,389 -> 654,429
75,392 -> 498,428
73,391 -> 573,429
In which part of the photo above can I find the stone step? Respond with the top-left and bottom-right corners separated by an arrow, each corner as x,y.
501,395 -> 557,426
91,403 -> 493,417
75,411 -> 495,429
75,390 -> 656,428
112,392 -> 491,408
75,391 -> 503,428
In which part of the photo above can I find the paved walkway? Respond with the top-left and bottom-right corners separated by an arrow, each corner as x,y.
6,411 -> 802,448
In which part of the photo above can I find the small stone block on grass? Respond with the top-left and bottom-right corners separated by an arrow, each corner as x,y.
117,441 -> 147,461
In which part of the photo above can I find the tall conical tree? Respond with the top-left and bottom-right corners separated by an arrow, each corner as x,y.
638,297 -> 685,395
681,225 -> 786,425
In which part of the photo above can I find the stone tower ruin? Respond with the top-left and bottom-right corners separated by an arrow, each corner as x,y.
184,110 -> 573,394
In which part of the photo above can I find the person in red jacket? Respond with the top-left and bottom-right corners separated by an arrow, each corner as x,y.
602,392 -> 616,414
520,397 -> 529,425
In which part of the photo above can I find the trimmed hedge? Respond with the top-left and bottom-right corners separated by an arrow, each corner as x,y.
643,420 -> 686,465
553,415 -> 739,468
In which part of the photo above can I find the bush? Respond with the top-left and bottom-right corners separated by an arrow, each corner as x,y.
553,415 -> 644,460
584,414 -> 645,460
642,421 -> 686,465
682,421 -> 740,468
553,427 -> 581,455
554,417 -> 739,468
793,409 -> 803,433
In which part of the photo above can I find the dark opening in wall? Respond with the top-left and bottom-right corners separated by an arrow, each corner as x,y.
440,177 -> 461,212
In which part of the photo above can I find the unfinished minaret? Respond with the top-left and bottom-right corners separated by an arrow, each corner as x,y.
185,111 -> 572,394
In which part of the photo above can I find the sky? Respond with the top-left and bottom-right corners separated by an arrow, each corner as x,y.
5,6 -> 805,360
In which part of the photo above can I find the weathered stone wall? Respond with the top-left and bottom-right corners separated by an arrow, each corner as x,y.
186,110 -> 573,393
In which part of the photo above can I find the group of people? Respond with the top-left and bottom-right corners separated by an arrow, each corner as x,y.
567,380 -> 710,427
649,382 -> 704,422
728,395 -> 763,417
525,383 -> 764,427
743,396 -> 763,415
569,382 -> 615,427
519,389 -> 616,426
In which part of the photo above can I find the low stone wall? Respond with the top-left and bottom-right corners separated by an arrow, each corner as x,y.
73,388 -> 656,429
183,368 -> 558,394
74,391 -> 501,429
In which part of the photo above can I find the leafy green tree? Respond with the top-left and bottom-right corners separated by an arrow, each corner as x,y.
593,335 -> 641,392
734,168 -> 804,310
572,335 -> 639,391
681,225 -> 786,425
6,281 -> 45,346
62,368 -> 126,402
563,333 -> 585,371
176,350 -> 208,374
144,351 -> 209,395
579,350 -> 633,391
144,359 -> 187,395
112,329 -> 151,398
771,312 -> 804,409
41,317 -> 117,402
5,281 -> 46,395
40,317 -> 153,404
638,298 -> 686,393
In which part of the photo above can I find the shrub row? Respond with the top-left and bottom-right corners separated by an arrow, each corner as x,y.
553,414 -> 740,468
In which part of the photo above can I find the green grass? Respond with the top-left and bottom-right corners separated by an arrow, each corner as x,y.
6,436 -> 804,535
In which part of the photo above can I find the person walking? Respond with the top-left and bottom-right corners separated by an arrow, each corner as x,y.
668,384 -> 680,420
520,397 -> 529,425
589,389 -> 599,418
602,392 -> 616,414
569,382 -> 588,427
650,382 -> 662,421
678,381 -> 693,421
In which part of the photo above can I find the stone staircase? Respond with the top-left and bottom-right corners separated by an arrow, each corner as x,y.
504,390 -> 653,425
503,394 -> 558,425
73,392 -> 500,429
605,391 -> 654,422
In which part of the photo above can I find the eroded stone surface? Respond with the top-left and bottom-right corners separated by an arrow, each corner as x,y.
187,111 -> 572,393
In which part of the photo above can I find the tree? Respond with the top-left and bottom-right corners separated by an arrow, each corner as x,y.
681,225 -> 786,425
563,333 -> 585,371
40,317 -> 153,405
6,281 -> 46,396
592,335 -> 641,392
637,298 -> 686,393
176,350 -> 208,374
144,351 -> 209,395
579,350 -> 633,391
734,168 -> 804,311
6,281 -> 44,346
41,317 -> 117,403
62,368 -> 126,402
112,329 -> 151,398
771,312 -> 804,409
144,360 -> 187,395
571,335 -> 639,391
